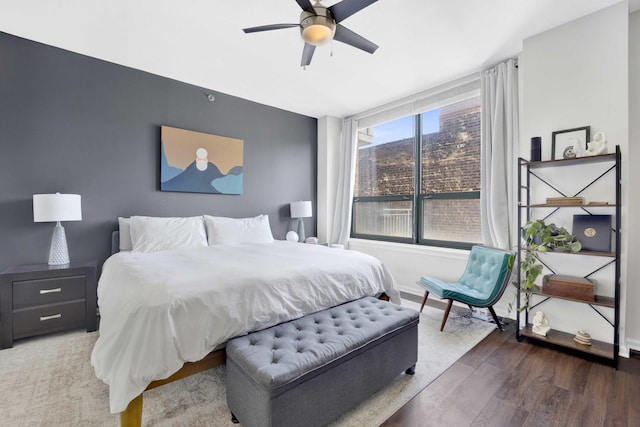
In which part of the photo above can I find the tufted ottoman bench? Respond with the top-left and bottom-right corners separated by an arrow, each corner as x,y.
226,296 -> 419,427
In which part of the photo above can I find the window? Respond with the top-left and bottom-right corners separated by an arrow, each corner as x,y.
352,94 -> 482,249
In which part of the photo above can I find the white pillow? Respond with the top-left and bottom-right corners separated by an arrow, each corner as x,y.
204,214 -> 274,245
129,216 -> 208,253
118,217 -> 133,252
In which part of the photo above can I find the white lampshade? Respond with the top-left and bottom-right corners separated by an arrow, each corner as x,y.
290,201 -> 312,219
33,193 -> 82,222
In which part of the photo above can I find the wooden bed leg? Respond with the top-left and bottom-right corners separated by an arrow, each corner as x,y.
120,393 -> 143,427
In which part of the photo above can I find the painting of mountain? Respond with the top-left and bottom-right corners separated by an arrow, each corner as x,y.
160,126 -> 244,194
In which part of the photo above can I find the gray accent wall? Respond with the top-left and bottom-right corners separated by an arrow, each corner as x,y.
0,32 -> 317,271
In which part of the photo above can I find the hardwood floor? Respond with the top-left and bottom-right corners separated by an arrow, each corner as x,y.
381,317 -> 640,427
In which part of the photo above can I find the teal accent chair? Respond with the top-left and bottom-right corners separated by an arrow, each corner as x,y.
418,245 -> 514,331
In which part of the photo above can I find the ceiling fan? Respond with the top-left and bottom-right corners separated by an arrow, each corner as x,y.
242,0 -> 379,67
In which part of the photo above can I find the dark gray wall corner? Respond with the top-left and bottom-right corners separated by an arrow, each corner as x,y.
0,32 -> 317,271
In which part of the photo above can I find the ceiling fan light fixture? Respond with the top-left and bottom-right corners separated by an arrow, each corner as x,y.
302,23 -> 332,45
300,9 -> 335,46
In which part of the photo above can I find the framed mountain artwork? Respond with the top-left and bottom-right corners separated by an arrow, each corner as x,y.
160,125 -> 244,194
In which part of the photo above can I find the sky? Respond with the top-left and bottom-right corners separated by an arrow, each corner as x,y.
368,109 -> 440,146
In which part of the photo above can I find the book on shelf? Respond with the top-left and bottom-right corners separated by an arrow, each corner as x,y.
545,196 -> 584,205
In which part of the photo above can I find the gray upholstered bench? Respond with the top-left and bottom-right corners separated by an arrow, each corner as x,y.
226,296 -> 419,427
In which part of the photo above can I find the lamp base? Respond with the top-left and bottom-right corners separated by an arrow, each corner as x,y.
296,218 -> 306,243
48,222 -> 70,265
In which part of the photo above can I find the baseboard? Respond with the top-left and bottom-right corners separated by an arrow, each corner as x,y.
623,337 -> 640,357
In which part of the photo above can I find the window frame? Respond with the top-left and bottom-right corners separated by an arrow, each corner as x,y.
351,92 -> 481,250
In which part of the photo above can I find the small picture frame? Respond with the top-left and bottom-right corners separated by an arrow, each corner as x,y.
551,126 -> 590,160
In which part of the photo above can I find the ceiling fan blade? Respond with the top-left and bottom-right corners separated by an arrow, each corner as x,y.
329,0 -> 377,23
333,24 -> 378,54
295,0 -> 316,14
301,43 -> 316,66
243,23 -> 300,34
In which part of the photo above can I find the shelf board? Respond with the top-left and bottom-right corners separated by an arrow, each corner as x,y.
530,289 -> 615,308
522,153 -> 616,169
522,203 -> 616,208
521,247 -> 615,258
520,326 -> 613,360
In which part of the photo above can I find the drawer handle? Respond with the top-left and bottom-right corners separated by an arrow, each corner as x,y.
39,288 -> 62,294
40,314 -> 62,321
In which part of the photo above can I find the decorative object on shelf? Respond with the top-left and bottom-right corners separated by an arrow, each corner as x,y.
160,125 -> 244,195
574,330 -> 592,346
305,237 -> 318,244
575,131 -> 608,157
551,126 -> 590,160
532,311 -> 550,336
290,201 -> 312,242
285,230 -> 299,242
543,274 -> 595,302
572,214 -> 612,252
33,193 -> 82,265
522,219 -> 582,253
545,196 -> 584,206
530,136 -> 541,161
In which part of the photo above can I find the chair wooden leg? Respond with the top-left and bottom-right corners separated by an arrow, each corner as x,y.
420,291 -> 429,313
487,306 -> 503,331
440,300 -> 453,331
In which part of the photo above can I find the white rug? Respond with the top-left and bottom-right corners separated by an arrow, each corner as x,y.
0,301 -> 495,426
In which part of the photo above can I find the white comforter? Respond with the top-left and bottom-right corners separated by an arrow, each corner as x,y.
91,241 -> 400,413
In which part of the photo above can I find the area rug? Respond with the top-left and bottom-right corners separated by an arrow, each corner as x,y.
0,301 -> 495,426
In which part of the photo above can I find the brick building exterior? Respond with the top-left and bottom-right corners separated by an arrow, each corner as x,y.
353,97 -> 482,243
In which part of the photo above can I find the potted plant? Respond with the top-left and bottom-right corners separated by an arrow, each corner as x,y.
511,252 -> 543,313
510,220 -> 581,313
522,219 -> 582,253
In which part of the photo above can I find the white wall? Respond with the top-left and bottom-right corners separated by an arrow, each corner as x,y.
348,239 -> 470,296
626,9 -> 640,350
519,1 -> 629,349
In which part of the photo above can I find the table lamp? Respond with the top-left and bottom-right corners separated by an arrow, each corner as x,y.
290,201 -> 312,243
33,193 -> 82,265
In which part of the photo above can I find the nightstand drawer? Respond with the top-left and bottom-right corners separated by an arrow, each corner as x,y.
12,276 -> 86,309
13,300 -> 86,339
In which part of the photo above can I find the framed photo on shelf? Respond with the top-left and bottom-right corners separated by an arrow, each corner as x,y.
551,126 -> 590,160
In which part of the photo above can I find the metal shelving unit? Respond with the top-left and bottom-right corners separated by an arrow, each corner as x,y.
516,146 -> 621,368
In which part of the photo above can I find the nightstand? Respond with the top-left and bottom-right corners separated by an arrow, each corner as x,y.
0,260 -> 97,349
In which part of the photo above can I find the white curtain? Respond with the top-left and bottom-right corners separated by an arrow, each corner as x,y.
330,118 -> 358,245
480,59 -> 519,250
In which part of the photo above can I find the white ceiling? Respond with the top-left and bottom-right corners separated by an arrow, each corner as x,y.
0,0 -> 632,118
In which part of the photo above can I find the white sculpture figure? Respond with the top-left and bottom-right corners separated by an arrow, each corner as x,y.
532,310 -> 551,336
572,136 -> 587,158
578,131 -> 607,157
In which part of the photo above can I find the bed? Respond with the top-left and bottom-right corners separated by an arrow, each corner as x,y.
90,215 -> 401,425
